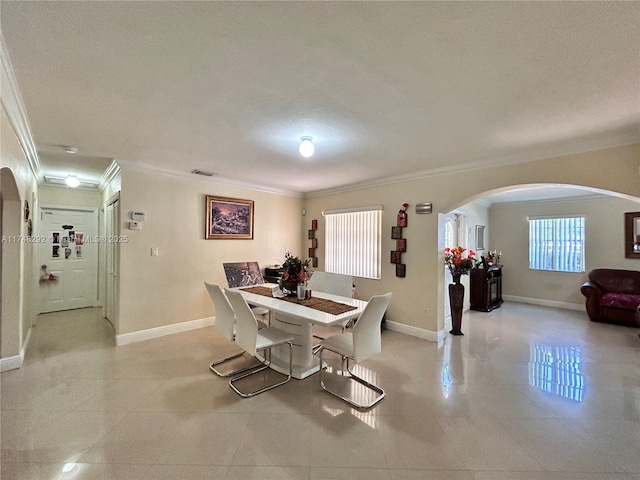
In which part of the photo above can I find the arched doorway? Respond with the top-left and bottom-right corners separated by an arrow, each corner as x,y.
441,211 -> 469,331
438,183 -> 640,335
0,167 -> 23,368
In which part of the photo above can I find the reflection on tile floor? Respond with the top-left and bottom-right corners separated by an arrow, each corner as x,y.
1,304 -> 639,479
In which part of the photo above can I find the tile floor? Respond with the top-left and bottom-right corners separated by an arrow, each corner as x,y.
1,303 -> 639,479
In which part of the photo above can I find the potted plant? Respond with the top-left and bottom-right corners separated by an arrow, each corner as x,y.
279,251 -> 313,296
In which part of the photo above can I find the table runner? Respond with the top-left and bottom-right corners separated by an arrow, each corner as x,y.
241,286 -> 358,315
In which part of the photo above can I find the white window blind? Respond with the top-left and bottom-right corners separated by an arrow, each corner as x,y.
529,216 -> 585,272
325,206 -> 382,279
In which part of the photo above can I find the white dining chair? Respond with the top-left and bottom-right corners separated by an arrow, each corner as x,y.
308,271 -> 354,298
204,282 -> 266,377
225,289 -> 294,397
308,271 -> 355,347
315,292 -> 392,409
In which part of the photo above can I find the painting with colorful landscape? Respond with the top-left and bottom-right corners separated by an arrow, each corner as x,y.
205,195 -> 254,239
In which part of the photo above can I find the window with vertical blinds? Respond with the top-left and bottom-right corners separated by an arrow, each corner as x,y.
324,206 -> 382,279
529,216 -> 585,272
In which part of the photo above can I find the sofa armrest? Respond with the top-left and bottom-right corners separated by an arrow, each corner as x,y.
580,281 -> 604,298
581,281 -> 604,322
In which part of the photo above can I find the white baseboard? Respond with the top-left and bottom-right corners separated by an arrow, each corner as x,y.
116,316 -> 215,346
503,295 -> 584,311
384,319 -> 442,343
0,354 -> 23,372
0,327 -> 32,372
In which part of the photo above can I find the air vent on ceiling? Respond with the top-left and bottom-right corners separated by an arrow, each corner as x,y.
191,169 -> 217,177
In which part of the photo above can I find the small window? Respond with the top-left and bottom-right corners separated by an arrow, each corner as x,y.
444,219 -> 455,248
529,216 -> 585,272
324,206 -> 382,279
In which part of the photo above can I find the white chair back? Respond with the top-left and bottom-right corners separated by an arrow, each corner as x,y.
204,282 -> 235,341
225,289 -> 259,356
308,271 -> 353,298
352,292 -> 393,362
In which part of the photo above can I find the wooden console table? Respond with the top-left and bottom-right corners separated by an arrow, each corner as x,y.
470,265 -> 503,312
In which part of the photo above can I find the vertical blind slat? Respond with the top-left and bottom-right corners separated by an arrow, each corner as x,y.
529,217 -> 584,273
325,210 -> 381,279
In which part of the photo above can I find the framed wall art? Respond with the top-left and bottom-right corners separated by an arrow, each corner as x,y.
475,225 -> 485,251
625,211 -> 640,258
206,195 -> 254,240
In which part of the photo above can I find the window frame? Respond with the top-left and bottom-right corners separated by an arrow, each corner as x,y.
324,205 -> 382,280
528,215 -> 585,273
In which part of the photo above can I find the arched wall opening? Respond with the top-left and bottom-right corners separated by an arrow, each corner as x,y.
0,166 -> 23,365
436,182 -> 640,334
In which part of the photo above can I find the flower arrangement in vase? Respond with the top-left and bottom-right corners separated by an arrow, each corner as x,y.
278,251 -> 313,296
443,246 -> 478,336
444,246 -> 478,283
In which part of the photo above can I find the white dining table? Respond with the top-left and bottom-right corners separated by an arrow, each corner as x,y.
232,284 -> 367,379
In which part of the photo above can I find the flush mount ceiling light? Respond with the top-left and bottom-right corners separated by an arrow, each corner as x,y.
299,136 -> 314,157
65,175 -> 80,188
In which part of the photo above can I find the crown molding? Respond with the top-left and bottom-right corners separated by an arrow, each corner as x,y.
116,159 -> 303,198
305,137 -> 639,198
473,198 -> 492,208
489,193 -> 612,208
98,159 -> 121,193
1,33 -> 43,184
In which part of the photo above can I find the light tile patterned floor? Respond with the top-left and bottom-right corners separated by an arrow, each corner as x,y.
1,303 -> 639,479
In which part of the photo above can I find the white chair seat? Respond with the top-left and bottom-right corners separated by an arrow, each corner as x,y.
237,320 -> 268,332
319,332 -> 354,357
252,306 -> 270,317
256,327 -> 294,351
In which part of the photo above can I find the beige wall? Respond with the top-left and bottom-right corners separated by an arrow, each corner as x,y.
491,195 -> 640,307
1,104 -> 38,360
39,186 -> 101,208
117,168 -> 303,334
303,144 -> 640,337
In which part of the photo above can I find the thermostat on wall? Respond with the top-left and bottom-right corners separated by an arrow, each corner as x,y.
131,212 -> 145,221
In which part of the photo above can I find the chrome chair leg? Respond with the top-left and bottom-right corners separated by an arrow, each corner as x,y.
209,350 -> 262,377
229,341 -> 293,397
318,347 -> 385,409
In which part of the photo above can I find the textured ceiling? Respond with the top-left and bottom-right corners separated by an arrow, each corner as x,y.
1,1 -> 638,195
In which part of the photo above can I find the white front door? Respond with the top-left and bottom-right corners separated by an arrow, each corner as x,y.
39,207 -> 99,313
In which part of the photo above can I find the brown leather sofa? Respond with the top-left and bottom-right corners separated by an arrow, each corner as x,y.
581,269 -> 640,327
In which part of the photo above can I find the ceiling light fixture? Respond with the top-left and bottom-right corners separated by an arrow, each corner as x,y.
65,175 -> 80,188
63,146 -> 78,154
299,136 -> 314,157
